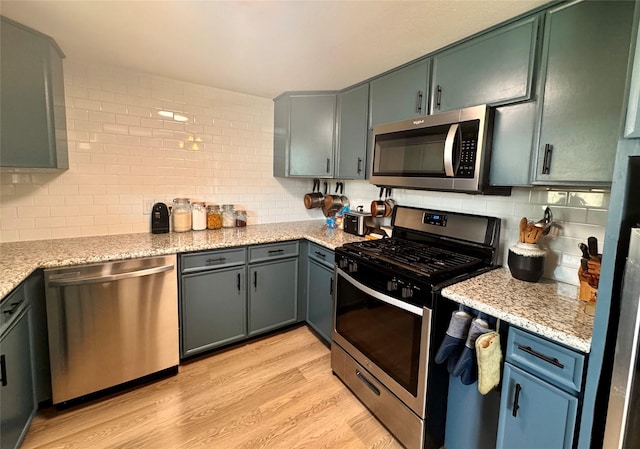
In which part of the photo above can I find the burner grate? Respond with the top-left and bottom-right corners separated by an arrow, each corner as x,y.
346,238 -> 482,278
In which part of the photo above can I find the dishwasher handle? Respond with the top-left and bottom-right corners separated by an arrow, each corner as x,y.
47,264 -> 174,287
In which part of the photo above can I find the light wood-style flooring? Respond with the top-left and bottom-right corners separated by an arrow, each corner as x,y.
22,326 -> 404,449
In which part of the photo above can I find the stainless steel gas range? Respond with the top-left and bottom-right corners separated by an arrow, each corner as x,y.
331,206 -> 501,449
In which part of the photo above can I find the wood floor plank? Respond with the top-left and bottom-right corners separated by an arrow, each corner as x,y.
21,326 -> 403,449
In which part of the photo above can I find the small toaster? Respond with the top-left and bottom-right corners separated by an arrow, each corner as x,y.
343,211 -> 371,236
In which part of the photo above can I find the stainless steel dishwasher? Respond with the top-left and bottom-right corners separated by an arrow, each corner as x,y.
44,254 -> 179,404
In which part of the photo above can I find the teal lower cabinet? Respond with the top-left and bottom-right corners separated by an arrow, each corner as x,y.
306,242 -> 335,343
181,264 -> 247,357
180,242 -> 300,357
180,248 -> 248,358
496,327 -> 585,449
248,258 -> 298,336
497,364 -> 578,449
1,285 -> 36,449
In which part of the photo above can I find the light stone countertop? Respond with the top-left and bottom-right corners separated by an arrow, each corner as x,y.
0,220 -> 364,301
1,222 -> 594,353
442,268 -> 595,353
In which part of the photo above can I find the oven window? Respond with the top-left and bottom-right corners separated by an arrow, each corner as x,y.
335,275 -> 422,395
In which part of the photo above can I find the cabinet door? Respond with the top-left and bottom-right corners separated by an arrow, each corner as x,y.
1,308 -> 36,449
289,94 -> 336,177
497,364 -> 578,449
181,266 -> 246,357
249,258 -> 298,336
369,59 -> 430,127
431,16 -> 538,113
0,18 -> 67,169
306,259 -> 333,343
490,102 -> 537,186
534,0 -> 633,184
336,84 -> 369,179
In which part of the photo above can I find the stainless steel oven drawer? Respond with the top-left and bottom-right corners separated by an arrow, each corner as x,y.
331,343 -> 424,449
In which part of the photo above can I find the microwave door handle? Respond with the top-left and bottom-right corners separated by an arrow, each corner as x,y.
444,123 -> 459,177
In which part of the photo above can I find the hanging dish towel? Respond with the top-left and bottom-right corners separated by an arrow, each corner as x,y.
475,331 -> 502,395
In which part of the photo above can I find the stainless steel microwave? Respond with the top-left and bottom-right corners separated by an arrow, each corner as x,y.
369,104 -> 502,194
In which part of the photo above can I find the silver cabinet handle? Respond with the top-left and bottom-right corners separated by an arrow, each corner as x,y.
444,123 -> 459,177
357,157 -> 363,174
206,257 -> 226,265
48,264 -> 174,286
326,158 -> 331,173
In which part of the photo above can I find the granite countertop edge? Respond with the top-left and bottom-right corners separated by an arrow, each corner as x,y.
441,268 -> 594,353
0,220 -> 362,300
1,222 -> 593,353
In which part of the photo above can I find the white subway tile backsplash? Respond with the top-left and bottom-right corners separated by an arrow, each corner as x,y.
0,60 -> 610,286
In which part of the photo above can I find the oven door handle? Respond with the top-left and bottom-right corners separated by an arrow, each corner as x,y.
336,268 -> 424,316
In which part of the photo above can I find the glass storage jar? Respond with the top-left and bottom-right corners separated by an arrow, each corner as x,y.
191,201 -> 207,231
235,209 -> 247,227
172,198 -> 191,232
206,204 -> 222,229
222,204 -> 235,228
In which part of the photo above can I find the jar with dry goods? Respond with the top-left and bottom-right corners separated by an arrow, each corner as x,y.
222,204 -> 235,228
191,201 -> 207,231
206,204 -> 222,230
235,209 -> 247,227
171,198 -> 191,232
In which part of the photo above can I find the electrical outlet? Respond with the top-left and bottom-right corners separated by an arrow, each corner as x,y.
143,199 -> 155,215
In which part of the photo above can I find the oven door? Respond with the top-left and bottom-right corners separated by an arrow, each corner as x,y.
332,267 -> 431,418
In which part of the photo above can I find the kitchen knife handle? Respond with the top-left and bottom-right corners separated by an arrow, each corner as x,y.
588,237 -> 598,257
542,144 -> 553,174
512,383 -> 522,417
416,90 -> 423,113
435,85 -> 442,110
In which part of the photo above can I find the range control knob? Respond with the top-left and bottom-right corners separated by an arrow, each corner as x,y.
401,287 -> 414,299
386,280 -> 398,291
348,261 -> 358,273
339,258 -> 349,269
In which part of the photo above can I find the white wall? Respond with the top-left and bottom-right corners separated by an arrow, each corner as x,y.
0,60 -> 608,286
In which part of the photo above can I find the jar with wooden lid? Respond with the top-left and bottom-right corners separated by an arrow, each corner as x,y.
172,198 -> 191,232
207,204 -> 222,229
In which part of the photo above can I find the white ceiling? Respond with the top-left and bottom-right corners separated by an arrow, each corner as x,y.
1,0 -> 550,99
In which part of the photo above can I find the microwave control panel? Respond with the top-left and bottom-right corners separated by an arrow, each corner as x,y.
455,138 -> 477,178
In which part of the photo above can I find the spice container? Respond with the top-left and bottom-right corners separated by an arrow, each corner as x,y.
206,204 -> 222,229
235,209 -> 247,227
222,204 -> 235,228
171,198 -> 192,232
191,201 -> 207,230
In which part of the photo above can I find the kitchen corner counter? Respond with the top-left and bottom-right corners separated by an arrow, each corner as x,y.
0,220 -> 364,301
442,268 -> 595,353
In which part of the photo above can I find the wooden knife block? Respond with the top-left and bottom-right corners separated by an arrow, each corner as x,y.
578,259 -> 601,302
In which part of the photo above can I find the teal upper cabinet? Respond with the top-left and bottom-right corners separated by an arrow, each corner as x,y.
336,84 -> 369,179
273,92 -> 337,178
369,59 -> 430,127
0,17 -> 68,170
533,0 -> 634,185
624,14 -> 640,138
431,16 -> 539,113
